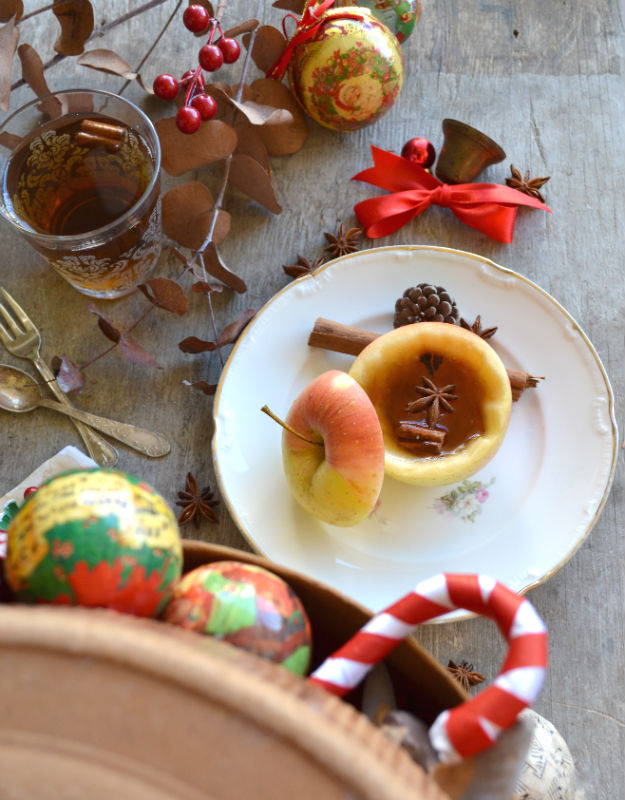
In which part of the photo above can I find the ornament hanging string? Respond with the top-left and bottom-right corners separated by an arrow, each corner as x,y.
266,0 -> 370,80
309,573 -> 548,763
352,146 -> 552,243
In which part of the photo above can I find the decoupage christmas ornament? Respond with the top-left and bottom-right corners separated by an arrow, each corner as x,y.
512,709 -> 579,800
164,561 -> 312,675
336,0 -> 422,43
5,469 -> 182,616
267,0 -> 404,132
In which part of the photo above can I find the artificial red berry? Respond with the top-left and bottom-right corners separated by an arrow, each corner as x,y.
199,43 -> 223,72
191,93 -> 217,120
218,37 -> 240,64
180,69 -> 204,92
176,105 -> 202,134
23,486 -> 38,498
153,73 -> 179,100
183,4 -> 210,33
401,137 -> 436,169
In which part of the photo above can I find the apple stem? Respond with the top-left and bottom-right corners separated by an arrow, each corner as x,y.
261,405 -> 323,446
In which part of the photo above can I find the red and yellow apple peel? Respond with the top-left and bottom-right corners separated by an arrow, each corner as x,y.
262,370 -> 385,527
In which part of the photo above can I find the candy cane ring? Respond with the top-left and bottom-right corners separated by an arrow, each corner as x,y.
308,573 -> 548,763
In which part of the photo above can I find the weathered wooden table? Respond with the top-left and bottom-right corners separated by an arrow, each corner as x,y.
1,1 -> 623,797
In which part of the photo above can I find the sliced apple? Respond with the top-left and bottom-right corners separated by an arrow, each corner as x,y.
277,370 -> 385,527
348,322 -> 512,487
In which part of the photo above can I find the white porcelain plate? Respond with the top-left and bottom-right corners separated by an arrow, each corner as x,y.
212,246 -> 618,618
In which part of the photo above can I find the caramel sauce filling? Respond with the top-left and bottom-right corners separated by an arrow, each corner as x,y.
372,352 -> 485,457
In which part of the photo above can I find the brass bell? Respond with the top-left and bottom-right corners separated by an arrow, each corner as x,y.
435,119 -> 506,184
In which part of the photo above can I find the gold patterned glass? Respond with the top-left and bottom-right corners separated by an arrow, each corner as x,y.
0,89 -> 162,299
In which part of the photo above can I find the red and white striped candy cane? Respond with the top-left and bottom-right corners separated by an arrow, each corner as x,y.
309,573 -> 548,763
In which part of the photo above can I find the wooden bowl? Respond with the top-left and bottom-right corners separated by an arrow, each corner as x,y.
0,540 -> 464,798
0,603 -> 451,800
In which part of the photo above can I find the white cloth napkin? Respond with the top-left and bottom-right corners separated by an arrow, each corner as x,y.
0,446 -> 98,555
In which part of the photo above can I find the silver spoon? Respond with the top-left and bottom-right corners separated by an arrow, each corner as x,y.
0,364 -> 170,458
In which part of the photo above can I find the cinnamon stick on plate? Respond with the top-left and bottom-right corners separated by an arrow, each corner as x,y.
506,369 -> 542,401
308,317 -> 543,402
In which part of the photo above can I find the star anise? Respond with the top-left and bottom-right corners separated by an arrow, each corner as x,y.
282,254 -> 325,279
505,164 -> 550,203
176,472 -> 219,528
459,314 -> 498,340
405,376 -> 458,428
447,660 -> 485,692
323,223 -> 362,258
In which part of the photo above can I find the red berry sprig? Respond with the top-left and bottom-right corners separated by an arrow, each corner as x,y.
218,37 -> 241,64
153,73 -> 179,100
199,43 -> 223,72
182,4 -> 209,33
152,6 -> 241,135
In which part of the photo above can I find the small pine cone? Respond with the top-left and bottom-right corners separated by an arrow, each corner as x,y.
393,283 -> 459,327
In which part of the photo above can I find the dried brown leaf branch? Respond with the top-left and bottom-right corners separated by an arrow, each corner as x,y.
10,0 -> 170,92
54,279 -> 187,390
0,15 -> 19,110
77,49 -> 137,81
185,0 -> 271,277
52,0 -> 94,56
153,19 -> 270,370
5,0 -> 300,397
178,307 -> 255,353
115,0 -> 183,96
166,0 -> 265,377
18,43 -> 59,115
0,2 -> 23,24
181,379 -> 218,395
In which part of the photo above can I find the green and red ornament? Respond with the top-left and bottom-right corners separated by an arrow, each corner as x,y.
0,486 -> 38,602
335,0 -> 421,43
267,0 -> 404,132
5,469 -> 182,617
164,561 -> 312,676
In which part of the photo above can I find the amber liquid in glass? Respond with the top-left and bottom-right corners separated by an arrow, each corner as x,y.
3,112 -> 160,295
373,352 -> 485,457
5,114 -> 152,233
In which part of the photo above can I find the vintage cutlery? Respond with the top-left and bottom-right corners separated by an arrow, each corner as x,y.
0,287 -> 118,466
0,364 -> 170,458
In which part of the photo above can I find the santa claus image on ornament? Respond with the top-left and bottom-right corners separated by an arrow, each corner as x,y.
334,75 -> 384,122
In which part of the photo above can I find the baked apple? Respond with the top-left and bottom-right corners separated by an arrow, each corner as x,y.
348,322 -> 512,486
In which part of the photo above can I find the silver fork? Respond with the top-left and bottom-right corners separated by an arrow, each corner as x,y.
0,288 -> 119,467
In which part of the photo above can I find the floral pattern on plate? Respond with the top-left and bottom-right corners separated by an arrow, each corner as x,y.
433,477 -> 495,523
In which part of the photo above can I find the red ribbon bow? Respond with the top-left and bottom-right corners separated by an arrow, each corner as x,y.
266,0 -> 367,81
352,146 -> 552,243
